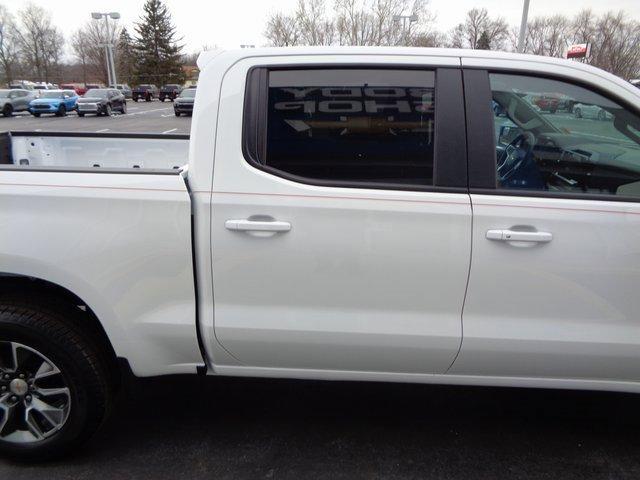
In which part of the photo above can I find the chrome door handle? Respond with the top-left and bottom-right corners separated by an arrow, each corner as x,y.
486,229 -> 552,243
225,219 -> 291,232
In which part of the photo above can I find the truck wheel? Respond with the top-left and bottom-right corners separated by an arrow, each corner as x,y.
174,111 -> 180,117
0,298 -> 112,460
2,105 -> 12,117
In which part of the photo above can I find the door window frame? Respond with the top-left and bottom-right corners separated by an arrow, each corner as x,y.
242,65 -> 468,193
464,67 -> 640,203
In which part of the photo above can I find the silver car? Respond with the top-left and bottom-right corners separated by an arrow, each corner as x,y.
0,89 -> 37,117
573,102 -> 613,121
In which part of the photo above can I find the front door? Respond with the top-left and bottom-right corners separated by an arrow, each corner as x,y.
453,70 -> 640,381
210,60 -> 472,374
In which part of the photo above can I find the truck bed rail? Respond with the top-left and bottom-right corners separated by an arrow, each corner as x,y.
0,131 -> 190,173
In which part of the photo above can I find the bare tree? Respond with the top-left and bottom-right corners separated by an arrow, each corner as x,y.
520,15 -> 569,57
70,29 -> 90,84
296,0 -> 334,46
449,8 -> 509,50
265,0 -> 437,47
589,12 -> 640,80
571,9 -> 596,45
70,18 -> 121,84
264,12 -> 302,47
0,5 -> 19,84
14,3 -> 64,82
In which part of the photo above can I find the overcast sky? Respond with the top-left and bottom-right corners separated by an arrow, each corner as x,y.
4,0 -> 640,55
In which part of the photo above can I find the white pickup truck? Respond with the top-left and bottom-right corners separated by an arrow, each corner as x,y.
1,47 -> 640,459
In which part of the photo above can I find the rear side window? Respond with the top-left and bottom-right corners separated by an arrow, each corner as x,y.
248,68 -> 436,187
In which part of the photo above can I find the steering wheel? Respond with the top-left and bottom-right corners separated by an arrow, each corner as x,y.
497,131 -> 536,184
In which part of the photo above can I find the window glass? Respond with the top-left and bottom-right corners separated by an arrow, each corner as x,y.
490,73 -> 640,198
264,69 -> 435,186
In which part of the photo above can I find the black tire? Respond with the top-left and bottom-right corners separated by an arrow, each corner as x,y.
174,111 -> 180,117
0,296 -> 113,460
574,108 -> 582,119
120,102 -> 127,114
145,94 -> 152,102
160,97 -> 165,102
56,105 -> 66,117
77,112 -> 85,117
32,113 -> 41,118
104,104 -> 112,116
133,97 -> 139,102
2,104 -> 12,117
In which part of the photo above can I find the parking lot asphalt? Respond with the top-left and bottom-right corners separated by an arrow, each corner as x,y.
1,376 -> 639,479
0,100 -> 191,135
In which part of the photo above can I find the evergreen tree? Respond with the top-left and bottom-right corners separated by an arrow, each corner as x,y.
117,27 -> 136,84
476,30 -> 491,50
133,0 -> 185,85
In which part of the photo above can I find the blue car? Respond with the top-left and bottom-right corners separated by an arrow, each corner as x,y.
28,89 -> 78,117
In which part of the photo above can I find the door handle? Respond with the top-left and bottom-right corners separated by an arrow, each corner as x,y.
225,219 -> 291,233
486,229 -> 552,243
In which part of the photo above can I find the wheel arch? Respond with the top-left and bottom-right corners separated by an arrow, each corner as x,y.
0,273 -> 121,386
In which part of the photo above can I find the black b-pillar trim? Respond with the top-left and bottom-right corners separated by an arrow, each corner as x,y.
434,68 -> 468,189
462,69 -> 497,190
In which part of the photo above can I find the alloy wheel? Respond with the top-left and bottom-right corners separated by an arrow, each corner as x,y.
0,341 -> 71,444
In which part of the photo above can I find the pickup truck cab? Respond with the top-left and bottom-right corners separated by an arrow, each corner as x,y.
1,47 -> 640,459
132,84 -> 158,102
159,83 -> 182,102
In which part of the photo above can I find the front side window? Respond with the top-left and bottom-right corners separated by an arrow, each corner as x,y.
490,73 -> 640,198
261,69 -> 435,187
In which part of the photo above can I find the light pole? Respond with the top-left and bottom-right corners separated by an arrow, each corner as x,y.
517,0 -> 530,53
393,14 -> 418,45
91,12 -> 120,86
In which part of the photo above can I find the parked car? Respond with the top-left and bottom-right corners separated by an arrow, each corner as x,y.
173,87 -> 195,116
159,84 -> 182,102
28,89 -> 78,117
76,88 -> 126,116
532,94 -> 560,113
132,84 -> 158,102
0,89 -> 37,117
60,84 -> 87,96
3,48 -> 640,460
110,84 -> 132,99
573,102 -> 613,120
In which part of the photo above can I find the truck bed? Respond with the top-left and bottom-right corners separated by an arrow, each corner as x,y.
0,130 -> 202,376
1,131 -> 189,172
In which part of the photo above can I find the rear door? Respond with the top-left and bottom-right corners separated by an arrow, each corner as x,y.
209,56 -> 472,374
452,67 -> 640,381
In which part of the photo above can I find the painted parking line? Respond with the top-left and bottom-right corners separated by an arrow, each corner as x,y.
95,128 -> 110,133
125,107 -> 171,116
162,128 -> 177,134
